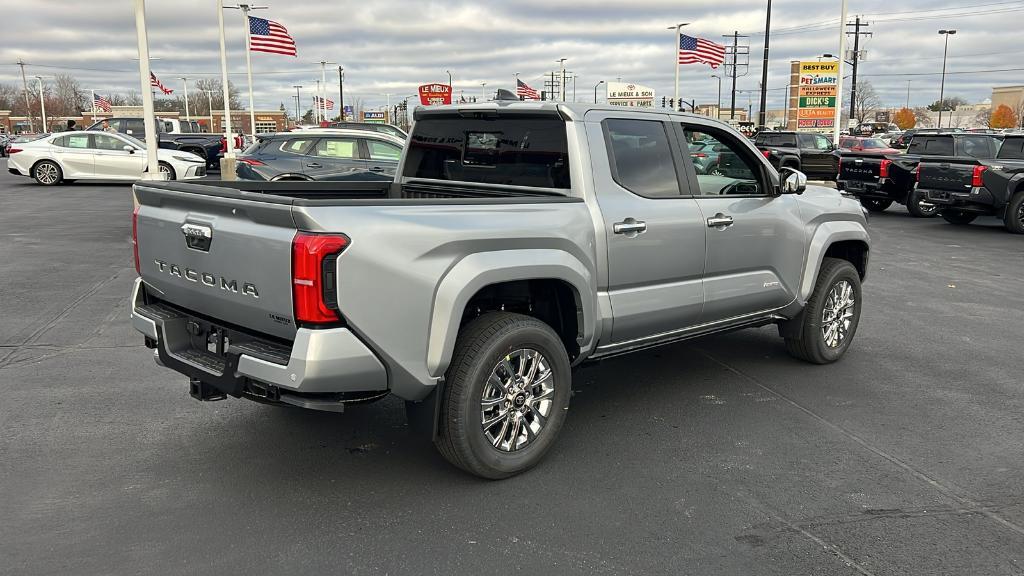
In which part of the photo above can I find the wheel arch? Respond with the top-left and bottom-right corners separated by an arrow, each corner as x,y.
798,223 -> 870,303
425,250 -> 596,379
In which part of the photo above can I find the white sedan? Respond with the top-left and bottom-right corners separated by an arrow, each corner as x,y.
7,131 -> 206,185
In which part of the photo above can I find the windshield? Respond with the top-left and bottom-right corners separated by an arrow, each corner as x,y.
120,134 -> 146,149
861,138 -> 887,149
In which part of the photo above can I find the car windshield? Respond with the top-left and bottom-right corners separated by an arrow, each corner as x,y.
861,139 -> 887,149
119,134 -> 145,149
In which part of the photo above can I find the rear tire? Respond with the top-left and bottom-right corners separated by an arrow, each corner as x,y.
860,198 -> 893,213
1004,191 -> 1024,234
435,312 -> 571,479
158,161 -> 176,180
33,160 -> 62,186
941,211 -> 977,225
784,258 -> 862,364
906,189 -> 939,218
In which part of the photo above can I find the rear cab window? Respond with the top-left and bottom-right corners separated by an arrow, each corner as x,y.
604,119 -> 680,198
403,116 -> 570,189
908,136 -> 954,156
997,138 -> 1024,160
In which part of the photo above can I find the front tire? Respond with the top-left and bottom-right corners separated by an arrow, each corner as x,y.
1004,191 -> 1024,234
906,189 -> 939,218
435,312 -> 571,479
158,161 -> 176,180
784,258 -> 862,364
33,160 -> 62,185
860,198 -> 893,213
941,211 -> 977,225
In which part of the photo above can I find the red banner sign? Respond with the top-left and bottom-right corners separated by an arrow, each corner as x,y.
419,83 -> 452,106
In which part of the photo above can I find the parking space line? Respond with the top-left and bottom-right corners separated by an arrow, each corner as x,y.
697,349 -> 1024,539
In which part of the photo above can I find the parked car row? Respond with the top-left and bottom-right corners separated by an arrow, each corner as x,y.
236,128 -> 404,181
85,117 -> 224,168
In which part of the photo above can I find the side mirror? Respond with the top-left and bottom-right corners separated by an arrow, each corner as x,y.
123,145 -> 135,154
779,167 -> 807,195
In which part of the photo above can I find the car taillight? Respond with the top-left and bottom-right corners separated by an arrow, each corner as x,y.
761,150 -> 771,159
879,159 -> 891,179
132,205 -> 141,275
220,137 -> 227,153
915,163 -> 922,182
691,152 -> 707,158
971,165 -> 987,188
237,158 -> 265,166
8,147 -> 22,154
292,232 -> 349,325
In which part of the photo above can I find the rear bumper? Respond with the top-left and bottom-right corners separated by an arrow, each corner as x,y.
129,278 -> 387,398
922,187 -> 998,213
838,178 -> 886,196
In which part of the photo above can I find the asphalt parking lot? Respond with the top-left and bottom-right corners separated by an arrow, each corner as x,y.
1,165 -> 1022,575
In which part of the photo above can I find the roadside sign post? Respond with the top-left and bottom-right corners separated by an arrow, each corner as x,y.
132,0 -> 167,180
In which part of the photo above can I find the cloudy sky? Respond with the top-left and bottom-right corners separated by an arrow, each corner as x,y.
3,0 -> 1023,115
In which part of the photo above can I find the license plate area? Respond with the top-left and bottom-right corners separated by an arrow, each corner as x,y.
927,190 -> 951,201
845,180 -> 865,190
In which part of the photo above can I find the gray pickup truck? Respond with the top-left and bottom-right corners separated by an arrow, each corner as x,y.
129,103 -> 870,478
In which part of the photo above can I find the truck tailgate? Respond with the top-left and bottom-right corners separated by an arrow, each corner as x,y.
134,183 -> 298,340
918,158 -> 976,192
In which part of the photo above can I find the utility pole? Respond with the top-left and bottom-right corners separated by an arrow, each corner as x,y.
17,59 -> 33,132
338,66 -> 344,120
906,80 -> 911,109
722,31 -> 748,120
846,16 -> 872,125
558,58 -> 568,101
293,84 -> 302,126
757,0 -> 772,129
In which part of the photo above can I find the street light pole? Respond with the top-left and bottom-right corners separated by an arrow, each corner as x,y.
557,58 -> 567,101
338,67 -> 344,120
216,0 -> 235,161
757,0 -> 772,128
34,76 -> 46,132
180,77 -> 190,121
132,0 -> 163,179
594,80 -> 604,103
711,75 -> 722,119
938,29 -> 956,129
293,84 -> 302,126
481,82 -> 487,101
446,70 -> 452,87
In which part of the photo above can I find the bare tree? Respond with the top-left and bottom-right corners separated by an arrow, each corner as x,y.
844,80 -> 882,125
912,107 -> 935,128
51,74 -> 85,117
974,109 -> 992,129
181,78 -> 242,116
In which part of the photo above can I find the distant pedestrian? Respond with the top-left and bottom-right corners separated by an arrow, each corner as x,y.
65,119 -> 77,132
101,120 -> 116,133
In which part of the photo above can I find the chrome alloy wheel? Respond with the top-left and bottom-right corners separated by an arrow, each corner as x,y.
1017,202 -> 1024,227
35,163 -> 59,184
159,163 -> 171,174
822,280 -> 856,348
480,348 -> 555,452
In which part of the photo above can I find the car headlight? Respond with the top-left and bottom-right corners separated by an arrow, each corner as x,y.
171,154 -> 204,163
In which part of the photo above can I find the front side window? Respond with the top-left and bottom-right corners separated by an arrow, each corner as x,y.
683,126 -> 764,196
313,138 -> 358,158
92,134 -> 128,151
604,119 -> 680,198
813,135 -> 833,151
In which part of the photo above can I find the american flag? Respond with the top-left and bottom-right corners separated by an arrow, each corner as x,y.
93,94 -> 111,112
516,79 -> 540,100
149,72 -> 173,95
249,16 -> 297,56
678,34 -> 726,68
313,96 -> 335,110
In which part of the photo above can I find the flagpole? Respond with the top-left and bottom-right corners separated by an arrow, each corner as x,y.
240,5 -> 257,138
181,77 -> 190,121
315,80 -> 321,123
90,89 -> 96,123
669,23 -> 689,110
320,61 -> 328,122
217,0 -> 235,164
132,0 -> 163,179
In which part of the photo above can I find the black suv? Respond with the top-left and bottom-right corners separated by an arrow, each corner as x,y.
754,131 -> 839,181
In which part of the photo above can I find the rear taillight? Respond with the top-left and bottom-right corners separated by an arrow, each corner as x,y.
220,137 -> 227,153
691,152 -> 707,158
971,165 -> 987,188
879,159 -> 891,179
761,149 -> 771,159
915,163 -> 922,182
292,232 -> 349,325
8,147 -> 22,154
237,158 -> 265,166
132,204 -> 141,275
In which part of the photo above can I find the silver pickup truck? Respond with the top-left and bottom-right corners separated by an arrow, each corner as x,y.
130,103 -> 870,478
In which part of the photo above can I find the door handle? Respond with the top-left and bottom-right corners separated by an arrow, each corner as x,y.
706,213 -> 734,228
305,162 -> 322,168
612,218 -> 647,235
369,166 -> 385,172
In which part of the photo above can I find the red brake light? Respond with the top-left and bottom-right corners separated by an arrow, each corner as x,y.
879,159 -> 891,179
292,232 -> 349,325
8,147 -> 22,154
690,152 -> 707,158
915,163 -> 922,182
971,165 -> 987,188
761,149 -> 771,159
220,137 -> 227,153
238,158 -> 265,166
132,204 -> 141,275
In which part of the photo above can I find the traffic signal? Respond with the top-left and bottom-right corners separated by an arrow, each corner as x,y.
669,98 -> 674,110
661,96 -> 666,108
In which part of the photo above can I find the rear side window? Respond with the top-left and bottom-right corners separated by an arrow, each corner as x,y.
404,117 -> 570,189
759,133 -> 797,147
55,134 -> 91,149
997,138 -> 1024,160
604,119 -> 680,198
313,138 -> 358,158
123,119 -> 145,136
279,139 -> 312,155
961,136 -> 995,158
367,140 -> 402,161
908,137 -> 954,156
